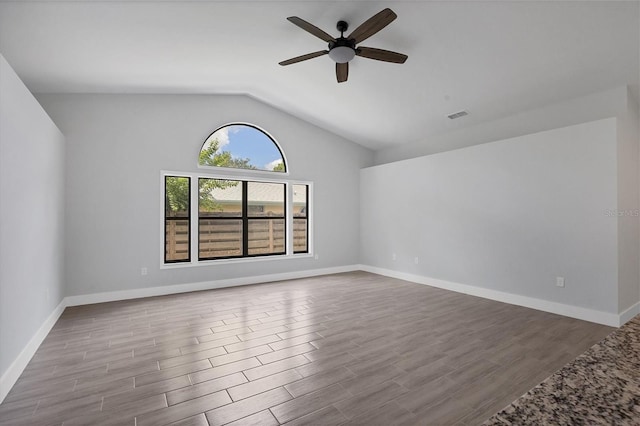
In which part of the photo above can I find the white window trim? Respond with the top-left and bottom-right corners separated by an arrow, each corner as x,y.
197,164 -> 290,177
197,122 -> 290,175
160,170 -> 313,269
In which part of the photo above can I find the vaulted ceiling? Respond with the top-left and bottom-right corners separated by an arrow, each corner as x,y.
0,1 -> 638,150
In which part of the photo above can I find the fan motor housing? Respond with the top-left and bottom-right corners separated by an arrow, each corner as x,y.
328,38 -> 356,50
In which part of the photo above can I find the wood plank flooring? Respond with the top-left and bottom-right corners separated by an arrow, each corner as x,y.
0,271 -> 613,425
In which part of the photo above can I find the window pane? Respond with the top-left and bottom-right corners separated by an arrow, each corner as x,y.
199,219 -> 243,259
294,218 -> 308,253
200,178 -> 242,217
165,176 -> 190,217
248,182 -> 285,217
165,219 -> 189,262
248,219 -> 285,255
199,124 -> 286,172
293,184 -> 307,218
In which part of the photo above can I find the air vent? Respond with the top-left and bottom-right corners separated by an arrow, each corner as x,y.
447,110 -> 468,120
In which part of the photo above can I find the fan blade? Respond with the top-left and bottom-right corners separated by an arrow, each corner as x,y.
287,17 -> 336,42
347,8 -> 397,44
279,50 -> 328,66
356,47 -> 407,64
336,62 -> 348,83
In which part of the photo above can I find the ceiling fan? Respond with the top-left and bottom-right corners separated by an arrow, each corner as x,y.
279,8 -> 408,83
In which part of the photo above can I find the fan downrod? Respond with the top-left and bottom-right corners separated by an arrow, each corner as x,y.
329,20 -> 355,51
336,20 -> 348,35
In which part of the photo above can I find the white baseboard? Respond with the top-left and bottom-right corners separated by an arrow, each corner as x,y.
0,298 -> 67,404
619,302 -> 640,326
358,265 -> 623,327
0,265 -> 358,404
64,265 -> 360,307
1,263 -> 632,405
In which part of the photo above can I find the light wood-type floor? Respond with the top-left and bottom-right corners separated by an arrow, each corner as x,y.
0,272 -> 613,425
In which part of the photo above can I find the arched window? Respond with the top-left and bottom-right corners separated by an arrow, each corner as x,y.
199,124 -> 287,173
163,123 -> 311,266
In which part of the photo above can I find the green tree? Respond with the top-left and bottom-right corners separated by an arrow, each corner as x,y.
198,138 -> 255,169
166,138 -> 257,214
198,138 -> 256,212
165,176 -> 190,215
273,161 -> 285,172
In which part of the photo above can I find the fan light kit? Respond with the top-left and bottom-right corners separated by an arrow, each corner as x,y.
279,8 -> 408,83
328,47 -> 355,63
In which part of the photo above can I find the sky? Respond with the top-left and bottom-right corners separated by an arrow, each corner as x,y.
205,125 -> 284,171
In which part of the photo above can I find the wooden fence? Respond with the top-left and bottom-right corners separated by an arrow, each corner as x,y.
166,219 -> 307,260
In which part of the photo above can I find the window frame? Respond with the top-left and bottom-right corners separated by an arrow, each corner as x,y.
197,122 -> 289,174
160,170 -> 313,269
293,184 -> 309,254
164,175 -> 191,264
245,181 -> 287,258
197,177 -> 244,261
198,179 -> 287,261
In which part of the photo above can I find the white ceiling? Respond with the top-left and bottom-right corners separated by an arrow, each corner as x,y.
0,1 -> 638,151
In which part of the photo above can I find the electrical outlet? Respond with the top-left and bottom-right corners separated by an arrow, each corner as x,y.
141,267 -> 148,276
414,257 -> 419,264
314,254 -> 319,260
556,277 -> 565,287
392,253 -> 397,261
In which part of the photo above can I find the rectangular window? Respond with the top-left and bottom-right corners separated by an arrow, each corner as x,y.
163,172 -> 311,266
247,182 -> 286,256
165,176 -> 190,263
198,179 -> 286,259
199,178 -> 242,260
293,184 -> 308,253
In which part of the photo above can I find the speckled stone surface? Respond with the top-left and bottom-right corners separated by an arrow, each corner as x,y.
484,315 -> 640,425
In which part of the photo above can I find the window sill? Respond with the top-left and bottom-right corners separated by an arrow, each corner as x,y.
160,252 -> 314,269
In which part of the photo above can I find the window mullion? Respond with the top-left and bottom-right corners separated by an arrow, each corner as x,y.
308,183 -> 313,256
242,181 -> 248,257
305,184 -> 310,254
190,175 -> 198,265
286,183 -> 293,255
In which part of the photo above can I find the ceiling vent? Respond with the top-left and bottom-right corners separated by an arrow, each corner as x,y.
447,110 -> 468,120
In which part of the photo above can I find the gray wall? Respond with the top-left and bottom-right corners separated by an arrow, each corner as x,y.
36,94 -> 373,296
617,89 -> 640,312
361,119 -> 620,314
0,55 -> 65,378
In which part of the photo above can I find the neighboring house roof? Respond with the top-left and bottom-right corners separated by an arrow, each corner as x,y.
209,182 -> 306,204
